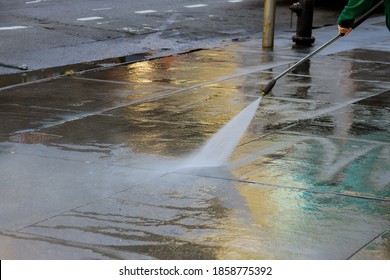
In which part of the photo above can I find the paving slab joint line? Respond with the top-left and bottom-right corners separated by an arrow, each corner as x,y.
263,89 -> 390,129
327,56 -> 390,65
235,122 -> 320,151
14,172 -> 169,233
1,147 -> 173,173
0,72 -> 66,92
236,132 -> 275,148
347,228 -> 390,260
280,72 -> 390,84
0,48 -> 204,92
0,46 -> 296,93
282,131 -> 390,146
72,76 -> 179,90
0,229 -> 130,260
236,123 -> 297,148
241,180 -> 390,202
177,171 -> 390,203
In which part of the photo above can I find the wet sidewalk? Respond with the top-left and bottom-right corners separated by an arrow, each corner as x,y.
0,17 -> 389,260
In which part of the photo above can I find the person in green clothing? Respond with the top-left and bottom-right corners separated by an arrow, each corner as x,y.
338,0 -> 390,35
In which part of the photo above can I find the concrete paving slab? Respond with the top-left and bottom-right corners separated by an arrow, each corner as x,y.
0,143 -> 164,231
17,172 -> 390,259
0,104 -> 71,135
229,133 -> 390,200
283,103 -> 390,143
0,77 -> 173,112
39,113 -> 208,158
0,230 -> 150,260
0,77 -> 177,135
19,172 -> 235,259
78,48 -> 295,88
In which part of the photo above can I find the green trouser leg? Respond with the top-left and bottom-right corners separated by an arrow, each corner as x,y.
385,0 -> 390,30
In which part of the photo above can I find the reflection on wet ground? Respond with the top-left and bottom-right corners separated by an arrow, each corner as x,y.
0,40 -> 389,259
0,51 -> 160,89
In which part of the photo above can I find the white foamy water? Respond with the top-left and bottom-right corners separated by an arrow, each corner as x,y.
182,98 -> 261,168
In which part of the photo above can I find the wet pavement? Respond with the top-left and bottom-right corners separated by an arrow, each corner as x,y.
0,17 -> 389,260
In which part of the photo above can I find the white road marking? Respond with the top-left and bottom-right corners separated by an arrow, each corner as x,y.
92,8 -> 112,11
77,16 -> 104,21
184,4 -> 208,8
0,26 -> 29,31
228,0 -> 243,2
135,10 -> 157,14
26,0 -> 43,4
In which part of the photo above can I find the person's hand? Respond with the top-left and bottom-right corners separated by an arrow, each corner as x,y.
338,25 -> 352,36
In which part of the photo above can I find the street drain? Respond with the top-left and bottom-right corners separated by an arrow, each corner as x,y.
9,132 -> 62,144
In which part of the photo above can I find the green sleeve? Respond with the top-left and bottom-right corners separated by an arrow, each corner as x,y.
337,0 -> 375,27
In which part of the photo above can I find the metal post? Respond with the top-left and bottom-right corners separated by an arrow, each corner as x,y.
262,0 -> 276,49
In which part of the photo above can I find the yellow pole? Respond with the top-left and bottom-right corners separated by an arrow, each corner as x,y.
262,0 -> 276,49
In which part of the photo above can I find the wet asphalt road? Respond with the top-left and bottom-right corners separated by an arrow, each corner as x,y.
0,7 -> 389,259
0,0 -> 342,74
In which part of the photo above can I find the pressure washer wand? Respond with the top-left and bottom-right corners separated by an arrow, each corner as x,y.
261,34 -> 340,96
261,0 -> 384,96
